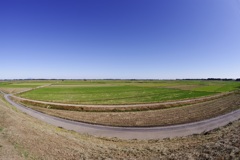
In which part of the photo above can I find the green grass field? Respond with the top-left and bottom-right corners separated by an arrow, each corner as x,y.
0,81 -> 52,88
2,80 -> 238,105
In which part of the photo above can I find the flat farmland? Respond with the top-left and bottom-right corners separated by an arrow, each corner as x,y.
2,80 -> 240,127
0,81 -> 52,88
0,81 -> 52,94
17,80 -> 240,105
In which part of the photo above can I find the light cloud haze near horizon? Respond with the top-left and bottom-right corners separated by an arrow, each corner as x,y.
1,0 -> 240,79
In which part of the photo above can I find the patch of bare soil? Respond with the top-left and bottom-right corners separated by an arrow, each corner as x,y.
0,96 -> 239,159
22,93 -> 240,127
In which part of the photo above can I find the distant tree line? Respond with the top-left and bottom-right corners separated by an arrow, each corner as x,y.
180,78 -> 240,81
1,78 -> 240,81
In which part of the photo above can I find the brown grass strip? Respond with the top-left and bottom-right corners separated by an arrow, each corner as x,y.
16,93 -> 240,127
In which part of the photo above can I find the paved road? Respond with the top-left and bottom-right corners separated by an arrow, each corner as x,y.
1,91 -> 240,140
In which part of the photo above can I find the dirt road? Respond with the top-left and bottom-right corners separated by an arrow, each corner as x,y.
2,91 -> 240,140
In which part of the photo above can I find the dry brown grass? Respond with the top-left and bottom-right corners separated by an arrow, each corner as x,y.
0,95 -> 240,159
0,128 -> 23,159
19,93 -> 240,127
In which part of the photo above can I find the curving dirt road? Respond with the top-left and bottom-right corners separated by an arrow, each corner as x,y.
1,91 -> 240,140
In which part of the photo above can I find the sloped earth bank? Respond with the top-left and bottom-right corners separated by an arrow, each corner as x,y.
19,93 -> 240,127
12,92 -> 233,112
0,96 -> 240,159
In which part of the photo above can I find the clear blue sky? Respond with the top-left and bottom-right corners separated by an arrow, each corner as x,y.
1,0 -> 240,79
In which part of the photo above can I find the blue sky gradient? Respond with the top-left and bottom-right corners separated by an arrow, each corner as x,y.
1,0 -> 240,79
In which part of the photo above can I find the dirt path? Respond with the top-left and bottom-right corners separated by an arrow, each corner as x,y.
2,91 -> 240,140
